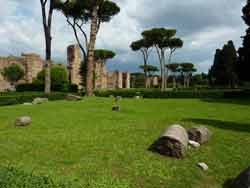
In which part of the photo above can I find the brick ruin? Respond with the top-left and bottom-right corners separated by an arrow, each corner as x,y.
0,45 -> 130,91
67,44 -> 130,89
0,53 -> 44,91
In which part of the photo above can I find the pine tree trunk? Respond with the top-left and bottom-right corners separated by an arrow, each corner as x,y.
40,0 -> 53,94
86,5 -> 99,96
44,35 -> 51,94
173,76 -> 176,89
161,51 -> 165,91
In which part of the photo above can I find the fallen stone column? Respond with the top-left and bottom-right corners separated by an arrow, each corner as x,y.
188,126 -> 211,144
150,124 -> 188,159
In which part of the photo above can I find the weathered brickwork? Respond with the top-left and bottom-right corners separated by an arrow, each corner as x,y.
0,53 -> 44,91
67,45 -> 82,87
67,45 -> 131,89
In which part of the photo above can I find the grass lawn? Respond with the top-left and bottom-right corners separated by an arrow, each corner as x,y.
0,97 -> 250,188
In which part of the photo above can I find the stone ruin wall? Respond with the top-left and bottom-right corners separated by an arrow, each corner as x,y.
67,45 -> 82,87
0,53 -> 44,91
67,45 -> 131,90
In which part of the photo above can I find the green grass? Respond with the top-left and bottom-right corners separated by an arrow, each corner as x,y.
0,97 -> 250,188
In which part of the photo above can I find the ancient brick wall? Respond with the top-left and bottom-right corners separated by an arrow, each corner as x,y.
67,45 -> 82,88
0,54 -> 43,91
67,44 -> 131,90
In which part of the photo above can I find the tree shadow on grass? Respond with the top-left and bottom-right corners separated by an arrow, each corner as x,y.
183,118 -> 250,133
201,98 -> 250,106
222,179 -> 235,188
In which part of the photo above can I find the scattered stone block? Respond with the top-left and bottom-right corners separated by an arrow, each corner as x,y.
188,140 -> 201,148
23,103 -> 32,106
115,96 -> 122,101
15,116 -> 32,127
150,124 -> 189,159
197,162 -> 209,171
188,126 -> 211,144
66,94 -> 82,101
112,105 -> 120,112
32,98 -> 48,105
232,167 -> 250,188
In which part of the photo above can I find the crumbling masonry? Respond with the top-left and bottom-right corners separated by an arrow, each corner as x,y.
67,44 -> 130,89
0,53 -> 44,91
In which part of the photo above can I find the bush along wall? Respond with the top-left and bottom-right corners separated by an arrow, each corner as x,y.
0,92 -> 67,106
16,83 -> 78,93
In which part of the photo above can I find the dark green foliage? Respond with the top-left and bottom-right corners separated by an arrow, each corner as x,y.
16,83 -> 78,93
0,166 -> 72,188
94,88 -> 250,99
130,38 -> 153,88
166,63 -> 179,72
1,64 -> 24,85
0,92 -> 67,106
36,66 -> 69,86
138,65 -> 159,76
238,1 -> 250,81
142,28 -> 177,47
209,41 -> 238,87
192,73 -> 209,86
141,28 -> 183,90
130,73 -> 146,88
94,49 -> 116,61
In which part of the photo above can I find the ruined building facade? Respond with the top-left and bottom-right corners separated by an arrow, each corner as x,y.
67,44 -> 130,89
0,54 -> 44,91
0,45 -> 130,91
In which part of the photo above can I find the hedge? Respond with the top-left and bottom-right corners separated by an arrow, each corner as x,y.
16,83 -> 78,93
94,89 -> 250,99
0,92 -> 67,106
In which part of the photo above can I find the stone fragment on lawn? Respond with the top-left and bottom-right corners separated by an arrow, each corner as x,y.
15,116 -> 32,127
66,94 -> 82,101
188,140 -> 200,148
197,162 -> 209,171
134,96 -> 141,99
232,167 -> 250,188
149,124 -> 189,159
32,98 -> 49,105
188,126 -> 211,144
23,103 -> 32,106
115,96 -> 122,101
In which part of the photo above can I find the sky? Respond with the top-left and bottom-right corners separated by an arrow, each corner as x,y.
0,0 -> 247,73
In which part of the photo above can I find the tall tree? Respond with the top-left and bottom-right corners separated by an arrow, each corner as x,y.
142,28 -> 182,91
56,0 -> 120,96
209,41 -> 238,87
40,0 -> 56,94
166,63 -> 179,88
165,38 -> 183,88
238,0 -> 250,82
130,39 -> 152,88
179,63 -> 196,88
86,0 -> 120,96
138,64 -> 158,88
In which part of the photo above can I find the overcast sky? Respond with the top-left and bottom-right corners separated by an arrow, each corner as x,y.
0,0 -> 247,73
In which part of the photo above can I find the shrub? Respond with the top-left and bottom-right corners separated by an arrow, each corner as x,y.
94,89 -> 250,99
16,83 -> 78,93
35,65 -> 69,86
1,64 -> 24,85
0,92 -> 67,106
